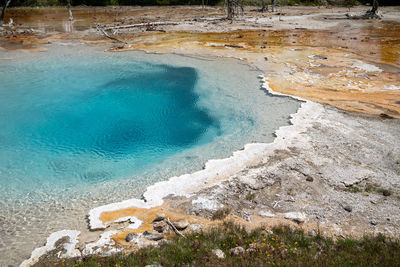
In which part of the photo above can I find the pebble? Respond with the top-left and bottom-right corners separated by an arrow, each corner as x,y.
188,224 -> 202,233
153,221 -> 167,233
284,212 -> 307,223
343,205 -> 352,212
313,54 -> 328,60
142,231 -> 164,241
370,220 -> 377,226
173,219 -> 189,230
258,210 -> 275,217
306,176 -> 314,182
212,249 -> 225,259
152,214 -> 165,222
125,233 -> 135,242
308,230 -> 317,237
230,246 -> 245,255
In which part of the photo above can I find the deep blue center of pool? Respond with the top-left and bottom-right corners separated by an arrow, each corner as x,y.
0,55 -> 218,192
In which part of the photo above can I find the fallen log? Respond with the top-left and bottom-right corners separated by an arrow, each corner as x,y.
96,24 -> 126,44
104,21 -> 178,30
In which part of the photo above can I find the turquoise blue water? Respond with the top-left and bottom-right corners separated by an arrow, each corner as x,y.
0,53 -> 219,194
0,44 -> 300,265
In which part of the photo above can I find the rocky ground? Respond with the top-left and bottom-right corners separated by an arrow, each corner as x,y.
1,5 -> 400,266
175,103 -> 400,238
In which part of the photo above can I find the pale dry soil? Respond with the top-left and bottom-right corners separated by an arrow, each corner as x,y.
1,5 -> 400,266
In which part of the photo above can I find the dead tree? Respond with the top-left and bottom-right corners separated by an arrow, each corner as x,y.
367,0 -> 379,16
346,0 -> 380,19
260,0 -> 266,12
259,0 -> 275,13
0,0 -> 11,22
66,0 -> 73,21
226,0 -> 243,20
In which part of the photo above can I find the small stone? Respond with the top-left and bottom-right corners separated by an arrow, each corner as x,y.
308,230 -> 317,237
370,220 -> 377,226
173,219 -> 189,230
142,231 -> 164,241
212,248 -> 225,259
246,248 -> 256,253
313,55 -> 327,60
153,221 -> 167,233
284,212 -> 307,223
258,210 -> 275,217
343,205 -> 352,212
264,229 -> 274,235
187,224 -> 202,233
306,176 -> 314,182
230,246 -> 245,255
152,214 -> 165,222
125,233 -> 135,242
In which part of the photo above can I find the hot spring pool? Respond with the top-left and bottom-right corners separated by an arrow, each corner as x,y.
0,43 -> 300,265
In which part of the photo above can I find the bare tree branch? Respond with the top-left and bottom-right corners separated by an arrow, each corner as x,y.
0,0 -> 11,22
166,218 -> 186,238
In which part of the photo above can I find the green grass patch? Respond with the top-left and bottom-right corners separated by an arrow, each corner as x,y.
364,183 -> 392,196
211,208 -> 231,220
344,185 -> 362,193
245,192 -> 256,201
36,222 -> 400,267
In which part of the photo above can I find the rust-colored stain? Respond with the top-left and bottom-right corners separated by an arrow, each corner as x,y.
99,203 -> 214,247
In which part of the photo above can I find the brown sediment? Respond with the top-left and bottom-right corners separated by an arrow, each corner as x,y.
99,201 -> 217,247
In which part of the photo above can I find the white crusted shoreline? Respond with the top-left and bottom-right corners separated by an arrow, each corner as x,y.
20,230 -> 81,267
21,75 -> 322,267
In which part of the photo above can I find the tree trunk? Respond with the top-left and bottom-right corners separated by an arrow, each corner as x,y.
227,0 -> 233,20
67,0 -> 73,21
261,0 -> 266,12
0,0 -> 11,22
271,0 -> 275,12
370,0 -> 378,15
